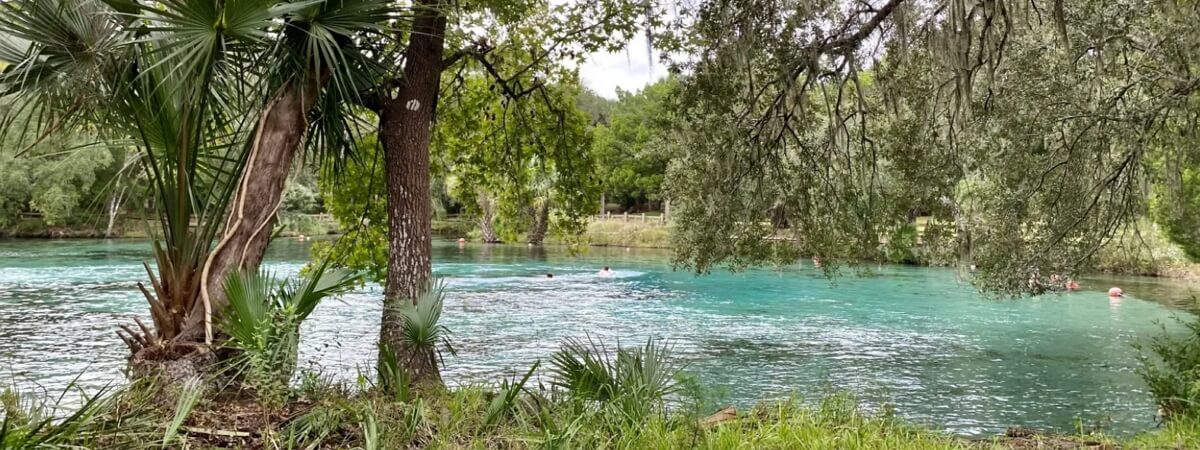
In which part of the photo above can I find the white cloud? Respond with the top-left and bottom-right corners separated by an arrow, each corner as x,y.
579,34 -> 668,99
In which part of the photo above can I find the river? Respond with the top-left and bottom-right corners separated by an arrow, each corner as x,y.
1,238 -> 1197,436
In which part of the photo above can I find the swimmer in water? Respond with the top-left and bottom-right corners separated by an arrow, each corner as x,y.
598,266 -> 615,277
1108,287 -> 1123,297
546,273 -> 554,279
1065,278 -> 1080,291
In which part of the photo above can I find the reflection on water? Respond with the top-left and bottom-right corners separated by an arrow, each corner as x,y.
0,238 -> 1197,437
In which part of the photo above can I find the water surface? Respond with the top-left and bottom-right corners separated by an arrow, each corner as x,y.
1,238 -> 1197,436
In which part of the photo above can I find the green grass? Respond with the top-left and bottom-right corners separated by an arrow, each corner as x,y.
1091,222 -> 1200,279
276,213 -> 340,237
0,382 -> 971,449
1124,416 -> 1200,448
7,374 -> 1196,449
567,219 -> 671,248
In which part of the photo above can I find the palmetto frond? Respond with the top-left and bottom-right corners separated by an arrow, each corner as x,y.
0,0 -> 128,149
220,263 -> 360,388
0,0 -> 397,350
394,280 -> 453,352
549,335 -> 684,415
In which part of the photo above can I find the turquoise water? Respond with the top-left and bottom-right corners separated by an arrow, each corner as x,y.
1,238 -> 1198,436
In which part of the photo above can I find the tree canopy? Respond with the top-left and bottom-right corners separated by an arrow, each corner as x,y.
591,78 -> 679,213
659,0 -> 1200,294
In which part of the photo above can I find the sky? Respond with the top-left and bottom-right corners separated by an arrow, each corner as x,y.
579,34 -> 669,99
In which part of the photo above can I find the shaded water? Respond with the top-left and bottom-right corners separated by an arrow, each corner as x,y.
1,238 -> 1198,436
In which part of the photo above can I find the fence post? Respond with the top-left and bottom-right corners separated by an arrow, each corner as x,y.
641,213 -> 646,223
623,212 -> 628,222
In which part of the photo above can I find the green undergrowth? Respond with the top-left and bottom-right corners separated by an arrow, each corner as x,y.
564,219 -> 671,248
0,382 -> 977,449
276,213 -> 340,237
2,372 -> 1195,449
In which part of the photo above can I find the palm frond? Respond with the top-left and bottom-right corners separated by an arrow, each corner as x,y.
394,280 -> 452,352
549,336 -> 685,412
220,263 -> 361,394
221,269 -> 274,348
162,378 -> 204,446
280,261 -> 359,321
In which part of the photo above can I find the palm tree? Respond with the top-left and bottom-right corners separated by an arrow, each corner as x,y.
0,0 -> 391,370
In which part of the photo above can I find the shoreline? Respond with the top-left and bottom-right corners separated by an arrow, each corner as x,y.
4,218 -> 1197,282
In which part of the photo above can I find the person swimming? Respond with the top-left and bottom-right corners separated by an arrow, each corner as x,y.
598,266 -> 614,277
1065,278 -> 1080,291
1108,287 -> 1123,297
545,273 -> 554,279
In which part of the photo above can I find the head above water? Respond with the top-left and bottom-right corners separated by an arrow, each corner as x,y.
1108,287 -> 1123,297
603,266 -> 610,271
546,273 -> 554,278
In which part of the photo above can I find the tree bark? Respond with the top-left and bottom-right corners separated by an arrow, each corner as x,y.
527,200 -> 550,245
377,0 -> 447,386
182,77 -> 321,338
478,190 -> 501,243
105,185 -> 126,238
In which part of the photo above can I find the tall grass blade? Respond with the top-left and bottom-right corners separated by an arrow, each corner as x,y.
162,378 -> 204,446
485,361 -> 540,428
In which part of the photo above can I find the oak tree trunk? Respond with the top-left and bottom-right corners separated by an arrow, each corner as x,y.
377,0 -> 447,386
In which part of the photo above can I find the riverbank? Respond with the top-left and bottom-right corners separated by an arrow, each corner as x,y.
4,367 -> 1196,449
5,214 -> 1197,281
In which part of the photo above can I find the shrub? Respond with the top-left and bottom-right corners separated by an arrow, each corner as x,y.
1137,309 -> 1200,419
220,264 -> 359,404
549,336 -> 684,422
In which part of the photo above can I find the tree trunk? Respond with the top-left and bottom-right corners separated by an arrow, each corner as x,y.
527,200 -> 550,245
105,185 -> 127,238
182,77 -> 322,339
770,200 -> 789,230
377,0 -> 447,387
478,190 -> 501,243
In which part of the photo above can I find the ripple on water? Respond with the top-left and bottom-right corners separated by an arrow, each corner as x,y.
0,239 -> 1192,437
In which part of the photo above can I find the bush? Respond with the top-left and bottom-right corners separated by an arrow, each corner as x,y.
1093,223 -> 1194,277
282,183 -> 322,214
1137,310 -> 1200,419
549,336 -> 684,423
220,264 -> 359,404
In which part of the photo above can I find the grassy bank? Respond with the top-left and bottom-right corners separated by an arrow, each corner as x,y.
1091,224 -> 1200,281
5,371 -> 1197,449
557,217 -> 1200,280
6,374 -> 1189,449
560,218 -> 671,248
0,217 -> 149,239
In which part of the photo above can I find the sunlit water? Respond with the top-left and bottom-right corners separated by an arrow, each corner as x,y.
2,238 -> 1199,436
